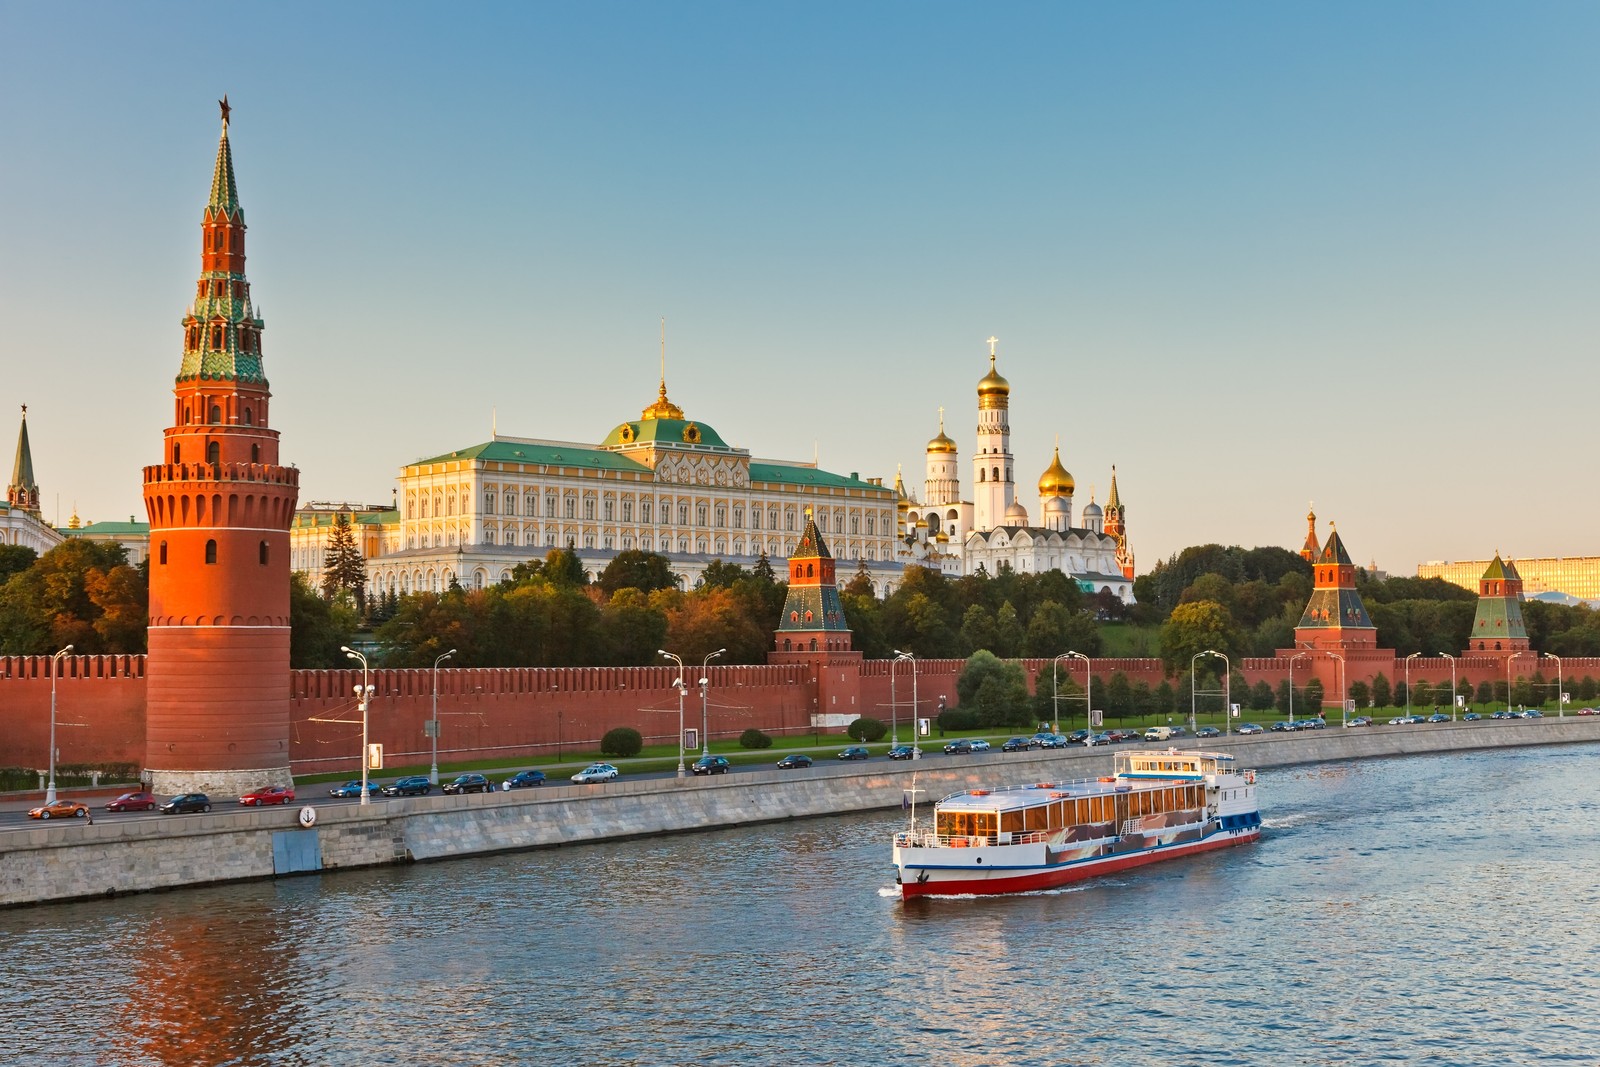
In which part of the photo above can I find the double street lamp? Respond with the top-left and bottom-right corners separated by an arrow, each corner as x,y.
896,646 -> 921,748
428,648 -> 456,785
699,649 -> 725,758
1287,653 -> 1310,725
1544,651 -> 1564,717
1404,652 -> 1422,717
1054,651 -> 1089,737
1192,649 -> 1228,734
46,644 -> 73,803
1438,652 -> 1457,720
659,649 -> 688,778
341,646 -> 375,805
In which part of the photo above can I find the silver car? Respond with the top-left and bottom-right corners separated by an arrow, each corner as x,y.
571,762 -> 619,783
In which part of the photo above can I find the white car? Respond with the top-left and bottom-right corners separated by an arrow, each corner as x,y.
571,763 -> 619,784
969,739 -> 992,752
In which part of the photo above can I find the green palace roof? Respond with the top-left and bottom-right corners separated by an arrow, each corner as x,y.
749,463 -> 882,491
410,440 -> 652,473
600,418 -> 732,450
68,521 -> 150,536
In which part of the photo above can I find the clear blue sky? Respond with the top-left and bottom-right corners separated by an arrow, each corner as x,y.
3,2 -> 1597,573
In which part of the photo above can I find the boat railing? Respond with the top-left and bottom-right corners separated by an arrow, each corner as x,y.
895,830 -> 1003,849
935,774 -> 1136,805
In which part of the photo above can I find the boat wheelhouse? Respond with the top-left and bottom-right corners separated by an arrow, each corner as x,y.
893,749 -> 1261,899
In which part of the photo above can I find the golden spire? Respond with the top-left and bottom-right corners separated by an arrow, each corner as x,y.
640,318 -> 684,420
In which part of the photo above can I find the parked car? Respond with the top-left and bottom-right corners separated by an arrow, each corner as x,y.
1030,732 -> 1056,747
691,755 -> 732,776
1169,726 -> 1188,737
943,739 -> 973,755
502,770 -> 547,790
105,791 -> 158,812
239,785 -> 295,806
1491,710 -> 1514,720
887,745 -> 917,760
1037,734 -> 1071,749
327,780 -> 383,798
1427,713 -> 1451,723
160,793 -> 211,814
443,773 -> 492,794
1237,723 -> 1264,735
1085,732 -> 1112,746
571,763 -> 620,783
1067,729 -> 1091,745
837,746 -> 871,761
1195,726 -> 1220,739
28,799 -> 90,820
1345,716 -> 1373,728
1271,721 -> 1293,732
1001,737 -> 1032,752
1463,712 -> 1483,721
1519,709 -> 1544,719
382,776 -> 433,797
1301,719 -> 1327,730
776,753 -> 813,769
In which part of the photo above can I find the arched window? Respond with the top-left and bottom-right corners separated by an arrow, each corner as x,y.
259,541 -> 268,565
159,541 -> 168,565
992,466 -> 1000,482
209,404 -> 222,424
172,444 -> 181,464
206,441 -> 219,464
205,539 -> 217,564
243,407 -> 253,425
251,443 -> 260,463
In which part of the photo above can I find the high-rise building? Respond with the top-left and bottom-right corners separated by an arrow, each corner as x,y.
141,100 -> 300,794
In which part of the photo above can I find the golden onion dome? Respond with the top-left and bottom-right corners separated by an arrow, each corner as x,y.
927,428 -> 957,454
640,378 -> 684,421
1038,446 -> 1075,498
977,353 -> 1010,407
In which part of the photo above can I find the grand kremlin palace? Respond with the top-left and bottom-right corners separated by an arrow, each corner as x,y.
358,377 -> 903,596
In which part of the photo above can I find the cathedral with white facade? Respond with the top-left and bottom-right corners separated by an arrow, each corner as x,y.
895,341 -> 1136,602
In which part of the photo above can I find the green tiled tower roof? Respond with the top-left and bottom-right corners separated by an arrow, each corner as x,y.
10,407 -> 35,497
777,513 -> 851,636
1470,554 -> 1527,645
208,109 -> 240,217
1318,527 -> 1355,567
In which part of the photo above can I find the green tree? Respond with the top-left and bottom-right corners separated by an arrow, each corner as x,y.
1103,671 -> 1134,720
598,550 -> 680,596
957,650 -> 1029,728
541,547 -> 589,587
0,539 -> 146,654
0,544 -> 36,581
320,513 -> 368,611
994,601 -> 1024,659
1249,680 -> 1276,711
1153,680 -> 1175,716
959,604 -> 998,656
1302,678 -> 1324,716
1371,672 -> 1392,710
1022,599 -> 1099,658
290,571 -> 355,667
1159,600 -> 1237,670
600,588 -> 669,666
1348,680 -> 1371,709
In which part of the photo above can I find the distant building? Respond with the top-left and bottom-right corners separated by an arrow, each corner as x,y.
2,406 -> 65,554
64,514 -> 151,567
1418,556 -> 1600,601
289,501 -> 393,589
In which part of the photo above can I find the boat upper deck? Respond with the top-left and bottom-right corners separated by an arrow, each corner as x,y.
933,750 -> 1249,814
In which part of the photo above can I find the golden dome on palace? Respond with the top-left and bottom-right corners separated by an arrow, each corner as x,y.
1038,447 -> 1075,498
640,379 -> 684,421
977,354 -> 1010,407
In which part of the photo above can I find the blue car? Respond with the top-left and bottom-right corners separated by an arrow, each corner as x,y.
328,779 -> 383,798
502,770 -> 547,790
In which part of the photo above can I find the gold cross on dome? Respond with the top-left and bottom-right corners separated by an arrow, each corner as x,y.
986,336 -> 998,357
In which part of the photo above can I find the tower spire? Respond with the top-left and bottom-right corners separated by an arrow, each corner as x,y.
209,96 -> 240,216
8,405 -> 39,515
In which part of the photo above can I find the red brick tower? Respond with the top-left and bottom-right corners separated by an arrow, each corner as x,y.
773,509 -> 853,654
1103,466 -> 1135,580
1299,505 -> 1319,562
141,99 -> 299,794
1466,554 -> 1529,657
1292,524 -> 1377,650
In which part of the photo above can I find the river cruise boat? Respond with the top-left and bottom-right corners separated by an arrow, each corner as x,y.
893,749 -> 1261,899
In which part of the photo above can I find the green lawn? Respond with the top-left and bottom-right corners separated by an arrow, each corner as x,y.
1097,623 -> 1161,658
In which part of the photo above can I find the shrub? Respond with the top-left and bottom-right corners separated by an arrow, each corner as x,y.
600,727 -> 643,758
848,716 -> 887,742
739,728 -> 772,750
936,708 -> 979,732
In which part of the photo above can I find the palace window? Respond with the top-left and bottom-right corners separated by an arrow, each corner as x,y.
851,515 -> 859,534
546,494 -> 557,518
678,503 -> 689,525
505,491 -> 516,515
733,507 -> 743,527
603,499 -> 614,521
565,496 -> 576,519
769,508 -> 779,530
583,498 -> 595,521
484,492 -> 495,515
696,505 -> 708,526
866,515 -> 875,535
641,499 -> 652,523
622,500 -> 633,522
749,508 -> 759,529
419,496 -> 428,518
525,491 -> 537,516
786,510 -> 795,532
715,506 -> 725,527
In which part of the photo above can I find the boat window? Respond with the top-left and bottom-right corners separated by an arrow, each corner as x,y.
1001,810 -> 1023,833
1024,805 -> 1049,831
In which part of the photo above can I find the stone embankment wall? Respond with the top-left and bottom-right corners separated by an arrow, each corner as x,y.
4,717 -> 1598,908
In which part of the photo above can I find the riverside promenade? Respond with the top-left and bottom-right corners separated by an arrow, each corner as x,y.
4,717 -> 1598,909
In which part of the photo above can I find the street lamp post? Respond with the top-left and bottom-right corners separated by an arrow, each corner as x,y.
429,648 -> 456,785
660,650 -> 687,777
46,644 -> 73,803
1287,653 -> 1309,725
1058,651 -> 1090,736
893,650 -> 916,747
1205,650 -> 1230,734
1326,652 -> 1345,726
1506,651 -> 1526,716
1544,652 -> 1563,717
341,646 -> 374,806
1404,652 -> 1421,717
1438,652 -> 1457,720
699,648 -> 725,758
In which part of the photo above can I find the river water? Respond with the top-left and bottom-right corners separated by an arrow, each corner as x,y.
2,744 -> 1598,1066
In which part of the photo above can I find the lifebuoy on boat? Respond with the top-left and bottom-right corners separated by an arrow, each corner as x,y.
951,838 -> 968,848
1099,776 -> 1115,782
970,789 -> 989,796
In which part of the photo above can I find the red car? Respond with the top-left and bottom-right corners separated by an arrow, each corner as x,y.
106,791 -> 158,812
238,785 -> 296,806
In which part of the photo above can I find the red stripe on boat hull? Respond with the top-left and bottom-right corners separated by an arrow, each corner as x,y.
899,830 -> 1260,900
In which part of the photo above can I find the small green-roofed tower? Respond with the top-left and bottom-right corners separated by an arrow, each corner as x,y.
774,508 -> 852,654
1467,554 -> 1529,655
